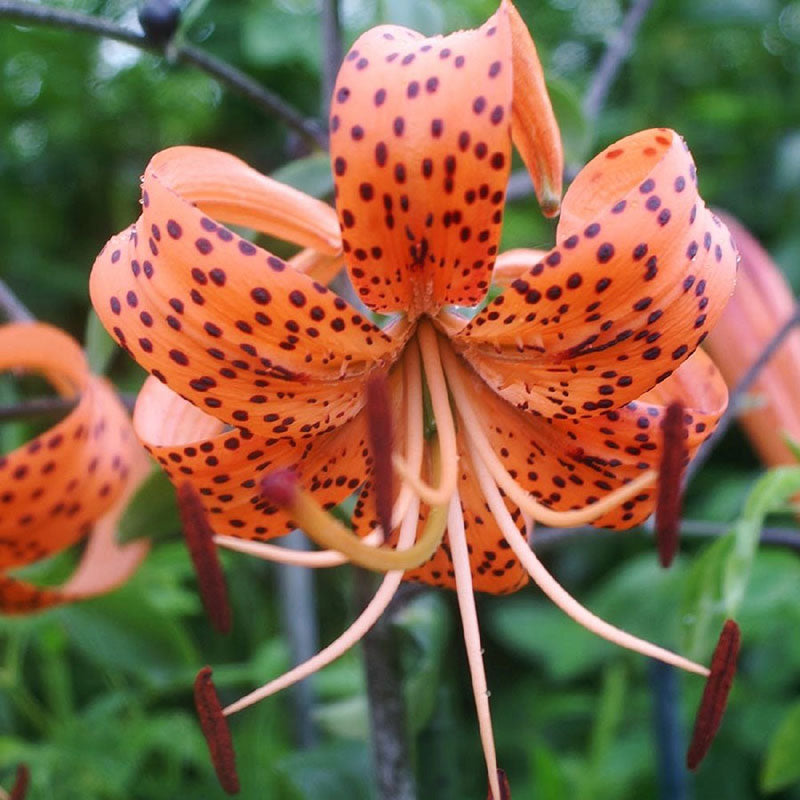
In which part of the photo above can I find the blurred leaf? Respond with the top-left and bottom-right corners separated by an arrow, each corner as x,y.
487,595 -> 612,680
575,664 -> 627,800
762,701 -> 800,792
683,467 -> 800,660
270,154 -> 334,199
530,741 -> 568,800
548,76 -> 591,166
241,8 -> 320,70
275,741 -> 375,800
117,468 -> 180,544
83,308 -> 116,375
723,467 -> 800,615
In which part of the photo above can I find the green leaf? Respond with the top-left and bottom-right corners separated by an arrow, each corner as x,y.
683,467 -> 800,660
530,741 -> 568,800
83,308 -> 116,375
270,154 -> 333,199
723,467 -> 800,615
575,663 -> 627,800
762,701 -> 800,791
487,595 -> 612,680
116,468 -> 180,543
547,77 -> 591,166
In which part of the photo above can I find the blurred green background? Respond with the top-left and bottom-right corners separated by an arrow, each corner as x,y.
1,0 -> 800,797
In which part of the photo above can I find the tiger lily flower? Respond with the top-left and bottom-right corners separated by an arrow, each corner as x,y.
0,323 -> 149,613
705,211 -> 800,466
90,1 -> 738,794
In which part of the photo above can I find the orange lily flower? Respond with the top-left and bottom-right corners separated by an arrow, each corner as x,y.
89,2 -> 737,794
705,211 -> 800,466
0,323 -> 149,613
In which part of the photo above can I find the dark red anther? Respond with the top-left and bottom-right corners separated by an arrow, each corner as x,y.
687,619 -> 741,771
655,401 -> 687,567
487,768 -> 511,800
366,371 -> 394,537
10,763 -> 30,800
176,482 -> 231,635
194,667 -> 240,795
260,469 -> 299,508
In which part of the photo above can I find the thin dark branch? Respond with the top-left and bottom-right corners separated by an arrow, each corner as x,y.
648,659 -> 689,800
276,530 -> 319,749
533,518 -> 800,552
0,1 -> 327,150
686,305 -> 800,482
582,0 -> 655,121
0,278 -> 34,323
0,393 -> 136,421
354,569 -> 417,800
320,0 -> 343,117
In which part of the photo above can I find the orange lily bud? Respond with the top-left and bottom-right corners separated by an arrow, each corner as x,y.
705,212 -> 800,466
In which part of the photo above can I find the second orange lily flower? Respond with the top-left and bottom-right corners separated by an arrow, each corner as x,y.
90,1 -> 738,795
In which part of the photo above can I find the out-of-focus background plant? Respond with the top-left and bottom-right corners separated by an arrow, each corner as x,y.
1,0 -> 800,798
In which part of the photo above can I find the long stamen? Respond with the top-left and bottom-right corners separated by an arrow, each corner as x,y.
439,345 -> 657,526
213,529 -> 384,567
177,482 -> 232,635
392,320 -> 459,506
366,371 -> 395,537
687,619 -> 741,770
194,667 -> 240,795
8,764 -> 29,800
223,497 -> 421,717
656,401 -> 687,567
447,494 -> 501,800
260,469 -> 448,572
468,443 -> 709,677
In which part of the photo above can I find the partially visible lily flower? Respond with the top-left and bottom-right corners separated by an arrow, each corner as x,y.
0,322 -> 149,613
89,1 -> 739,794
705,211 -> 800,465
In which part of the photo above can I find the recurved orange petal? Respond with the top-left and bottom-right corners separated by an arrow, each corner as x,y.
133,376 -> 373,541
450,129 -> 737,420
505,0 -> 563,216
330,6 -> 513,316
462,347 -> 726,530
0,323 -> 148,613
90,149 -> 408,438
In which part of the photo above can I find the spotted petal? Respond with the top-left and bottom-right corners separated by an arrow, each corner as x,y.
330,1 -> 561,316
133,377 -> 374,541
0,323 -> 148,612
463,347 -> 727,531
90,148 -> 407,438
450,129 -> 737,420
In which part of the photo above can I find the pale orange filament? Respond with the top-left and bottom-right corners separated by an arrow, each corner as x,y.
447,493 -> 501,800
439,343 -> 658,526
467,440 -> 709,677
222,495 -> 421,717
393,320 -> 459,507
213,529 -> 384,567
